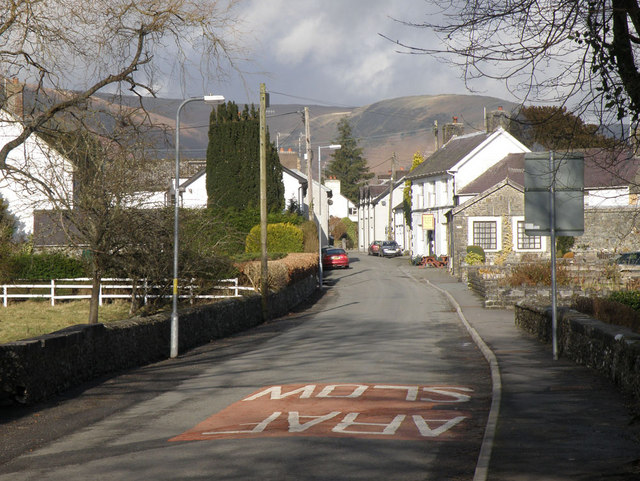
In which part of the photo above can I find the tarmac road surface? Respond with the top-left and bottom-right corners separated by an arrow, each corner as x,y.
0,253 -> 491,480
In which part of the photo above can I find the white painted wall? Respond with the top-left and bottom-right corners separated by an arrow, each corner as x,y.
0,111 -> 73,236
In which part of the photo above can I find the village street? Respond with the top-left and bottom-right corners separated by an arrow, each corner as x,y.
3,253 -> 640,480
0,254 -> 491,480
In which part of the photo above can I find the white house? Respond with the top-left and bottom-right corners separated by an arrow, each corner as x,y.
358,177 -> 407,251
325,177 -> 357,222
406,127 -> 530,257
0,109 -> 74,237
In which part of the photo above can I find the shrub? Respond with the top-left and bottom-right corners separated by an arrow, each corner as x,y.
9,252 -> 87,280
329,216 -> 357,248
556,236 -> 575,257
572,295 -> 640,334
237,253 -> 317,292
245,223 -> 303,253
507,262 -> 569,286
466,245 -> 485,262
608,290 -> 640,311
464,252 -> 485,265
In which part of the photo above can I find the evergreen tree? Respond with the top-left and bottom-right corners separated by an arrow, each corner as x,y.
206,102 -> 284,211
325,118 -> 373,203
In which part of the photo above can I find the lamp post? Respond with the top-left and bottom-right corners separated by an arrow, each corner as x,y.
171,95 -> 224,359
317,144 -> 341,288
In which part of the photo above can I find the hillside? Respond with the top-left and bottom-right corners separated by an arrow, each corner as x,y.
68,92 -> 520,175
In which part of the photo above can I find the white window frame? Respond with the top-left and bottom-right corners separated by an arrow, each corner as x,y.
511,216 -> 546,252
467,216 -> 502,252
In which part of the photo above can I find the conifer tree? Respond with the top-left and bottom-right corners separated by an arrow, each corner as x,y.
325,118 -> 373,204
206,102 -> 284,211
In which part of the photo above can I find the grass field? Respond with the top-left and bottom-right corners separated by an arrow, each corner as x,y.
0,301 -> 134,344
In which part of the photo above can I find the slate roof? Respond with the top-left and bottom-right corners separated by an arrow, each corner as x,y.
407,131 -> 491,179
458,149 -> 640,196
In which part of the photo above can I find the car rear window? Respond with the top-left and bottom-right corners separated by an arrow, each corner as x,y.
326,249 -> 346,255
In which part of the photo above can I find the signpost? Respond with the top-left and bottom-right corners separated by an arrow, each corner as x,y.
524,152 -> 584,360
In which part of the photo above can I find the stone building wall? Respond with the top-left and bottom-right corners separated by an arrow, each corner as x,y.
578,207 -> 640,255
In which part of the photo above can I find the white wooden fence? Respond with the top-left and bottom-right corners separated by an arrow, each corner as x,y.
0,278 -> 254,307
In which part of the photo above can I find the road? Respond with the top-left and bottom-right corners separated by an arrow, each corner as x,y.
0,253 -> 492,480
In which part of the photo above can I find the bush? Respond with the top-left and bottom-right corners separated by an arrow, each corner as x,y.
464,252 -> 485,265
507,262 -> 569,286
329,216 -> 357,248
556,236 -> 575,257
608,290 -> 640,311
245,223 -> 303,253
572,295 -> 640,334
9,252 -> 87,280
237,253 -> 317,292
466,245 -> 485,262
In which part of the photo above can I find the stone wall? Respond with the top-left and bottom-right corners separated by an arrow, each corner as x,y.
580,207 -> 640,255
0,275 -> 317,406
466,267 -> 610,309
464,263 -> 640,309
515,303 -> 640,404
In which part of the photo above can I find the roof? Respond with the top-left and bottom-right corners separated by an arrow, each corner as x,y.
458,148 -> 640,196
453,178 -> 523,216
282,165 -> 307,185
407,131 -> 491,179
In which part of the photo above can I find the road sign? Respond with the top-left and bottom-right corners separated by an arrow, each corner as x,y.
524,152 -> 584,236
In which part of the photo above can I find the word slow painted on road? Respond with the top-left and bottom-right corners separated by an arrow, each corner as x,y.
170,383 -> 474,441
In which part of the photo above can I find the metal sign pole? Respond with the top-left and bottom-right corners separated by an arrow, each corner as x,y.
549,151 -> 558,361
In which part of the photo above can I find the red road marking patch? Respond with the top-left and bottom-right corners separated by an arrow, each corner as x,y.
170,383 -> 473,442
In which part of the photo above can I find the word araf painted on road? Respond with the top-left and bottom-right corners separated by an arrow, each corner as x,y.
170,383 -> 473,442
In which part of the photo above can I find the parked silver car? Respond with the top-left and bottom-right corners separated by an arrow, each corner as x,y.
380,241 -> 402,257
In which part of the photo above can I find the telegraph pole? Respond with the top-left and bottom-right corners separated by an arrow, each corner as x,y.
259,83 -> 268,319
304,107 -> 313,220
387,153 -> 396,240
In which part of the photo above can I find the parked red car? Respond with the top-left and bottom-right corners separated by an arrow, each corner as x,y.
322,248 -> 350,269
368,240 -> 383,256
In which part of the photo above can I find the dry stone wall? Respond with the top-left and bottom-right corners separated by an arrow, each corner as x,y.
0,275 -> 317,406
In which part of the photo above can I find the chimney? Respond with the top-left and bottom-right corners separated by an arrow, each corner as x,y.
443,116 -> 464,144
486,106 -> 510,132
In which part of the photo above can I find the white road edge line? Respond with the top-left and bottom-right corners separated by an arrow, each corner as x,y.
406,270 -> 502,481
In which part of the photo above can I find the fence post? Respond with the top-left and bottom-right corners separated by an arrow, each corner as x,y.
3,285 -> 6,307
99,282 -> 103,306
51,279 -> 55,306
143,278 -> 148,305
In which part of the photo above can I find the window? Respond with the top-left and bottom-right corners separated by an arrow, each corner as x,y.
473,221 -> 497,250
517,221 -> 541,249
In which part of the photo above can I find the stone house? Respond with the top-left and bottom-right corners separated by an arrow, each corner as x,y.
406,126 -> 530,258
449,149 -> 640,273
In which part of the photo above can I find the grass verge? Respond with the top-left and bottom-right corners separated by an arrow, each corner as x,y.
0,301 -> 133,344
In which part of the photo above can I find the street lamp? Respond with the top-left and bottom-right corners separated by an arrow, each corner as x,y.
317,144 -> 341,288
171,95 -> 224,358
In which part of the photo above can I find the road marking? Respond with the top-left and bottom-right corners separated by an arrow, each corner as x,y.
169,383 -> 473,442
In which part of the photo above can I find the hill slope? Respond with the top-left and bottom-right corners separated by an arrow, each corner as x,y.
89,92 -> 520,174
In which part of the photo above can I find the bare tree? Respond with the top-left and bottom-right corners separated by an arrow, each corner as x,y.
385,1 -> 640,133
0,0 -> 243,165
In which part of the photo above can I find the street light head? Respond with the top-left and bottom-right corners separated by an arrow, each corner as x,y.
204,94 -> 225,105
329,144 -> 341,149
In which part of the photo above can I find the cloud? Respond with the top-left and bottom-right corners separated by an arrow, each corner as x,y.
206,0 -> 514,106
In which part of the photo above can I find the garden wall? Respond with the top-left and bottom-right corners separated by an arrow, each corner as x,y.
0,275 -> 317,406
515,303 -> 640,404
466,268 -> 608,309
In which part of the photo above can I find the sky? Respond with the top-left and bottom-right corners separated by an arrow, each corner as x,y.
166,0 -> 515,107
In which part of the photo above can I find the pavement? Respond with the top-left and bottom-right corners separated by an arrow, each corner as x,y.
407,264 -> 640,481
